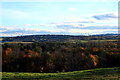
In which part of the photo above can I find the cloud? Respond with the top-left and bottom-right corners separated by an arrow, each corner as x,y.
0,24 -> 118,37
23,20 -> 94,30
64,21 -> 94,23
50,22 -> 86,29
92,13 -> 117,20
82,25 -> 118,29
56,24 -> 83,29
61,17 -> 96,23
67,29 -> 118,35
0,11 -> 118,37
50,19 -> 95,29
52,20 -> 117,30
1,28 -> 118,37
68,8 -> 77,11
0,26 -> 66,36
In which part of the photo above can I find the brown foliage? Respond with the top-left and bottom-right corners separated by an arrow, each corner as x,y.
5,48 -> 12,56
90,54 -> 99,68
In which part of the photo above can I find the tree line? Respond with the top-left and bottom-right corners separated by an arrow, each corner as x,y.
2,41 -> 120,73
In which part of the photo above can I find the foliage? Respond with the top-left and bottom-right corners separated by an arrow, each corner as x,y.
2,40 -> 120,72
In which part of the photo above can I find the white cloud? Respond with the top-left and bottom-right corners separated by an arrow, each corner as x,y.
67,29 -> 118,35
0,33 -> 33,37
1,28 -> 117,36
0,24 -> 118,36
68,8 -> 77,11
92,12 -> 118,20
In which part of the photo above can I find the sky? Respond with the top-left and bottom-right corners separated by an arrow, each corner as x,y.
0,0 -> 118,36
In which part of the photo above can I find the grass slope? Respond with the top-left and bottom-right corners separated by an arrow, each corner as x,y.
2,67 -> 120,80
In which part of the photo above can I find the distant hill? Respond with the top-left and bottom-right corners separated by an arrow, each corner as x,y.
1,34 -> 119,43
92,33 -> 119,36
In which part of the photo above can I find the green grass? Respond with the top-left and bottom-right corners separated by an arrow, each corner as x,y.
1,67 -> 120,80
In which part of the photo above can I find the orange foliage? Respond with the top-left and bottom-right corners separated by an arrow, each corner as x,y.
111,48 -> 118,51
90,54 -> 99,67
80,47 -> 86,51
110,43 -> 117,46
91,47 -> 99,52
23,49 -> 39,58
5,48 -> 12,56
23,54 -> 31,58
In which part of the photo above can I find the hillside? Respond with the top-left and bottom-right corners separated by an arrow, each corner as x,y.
2,67 -> 120,80
1,34 -> 119,43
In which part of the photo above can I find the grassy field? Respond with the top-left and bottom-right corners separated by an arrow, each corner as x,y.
1,67 -> 120,80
